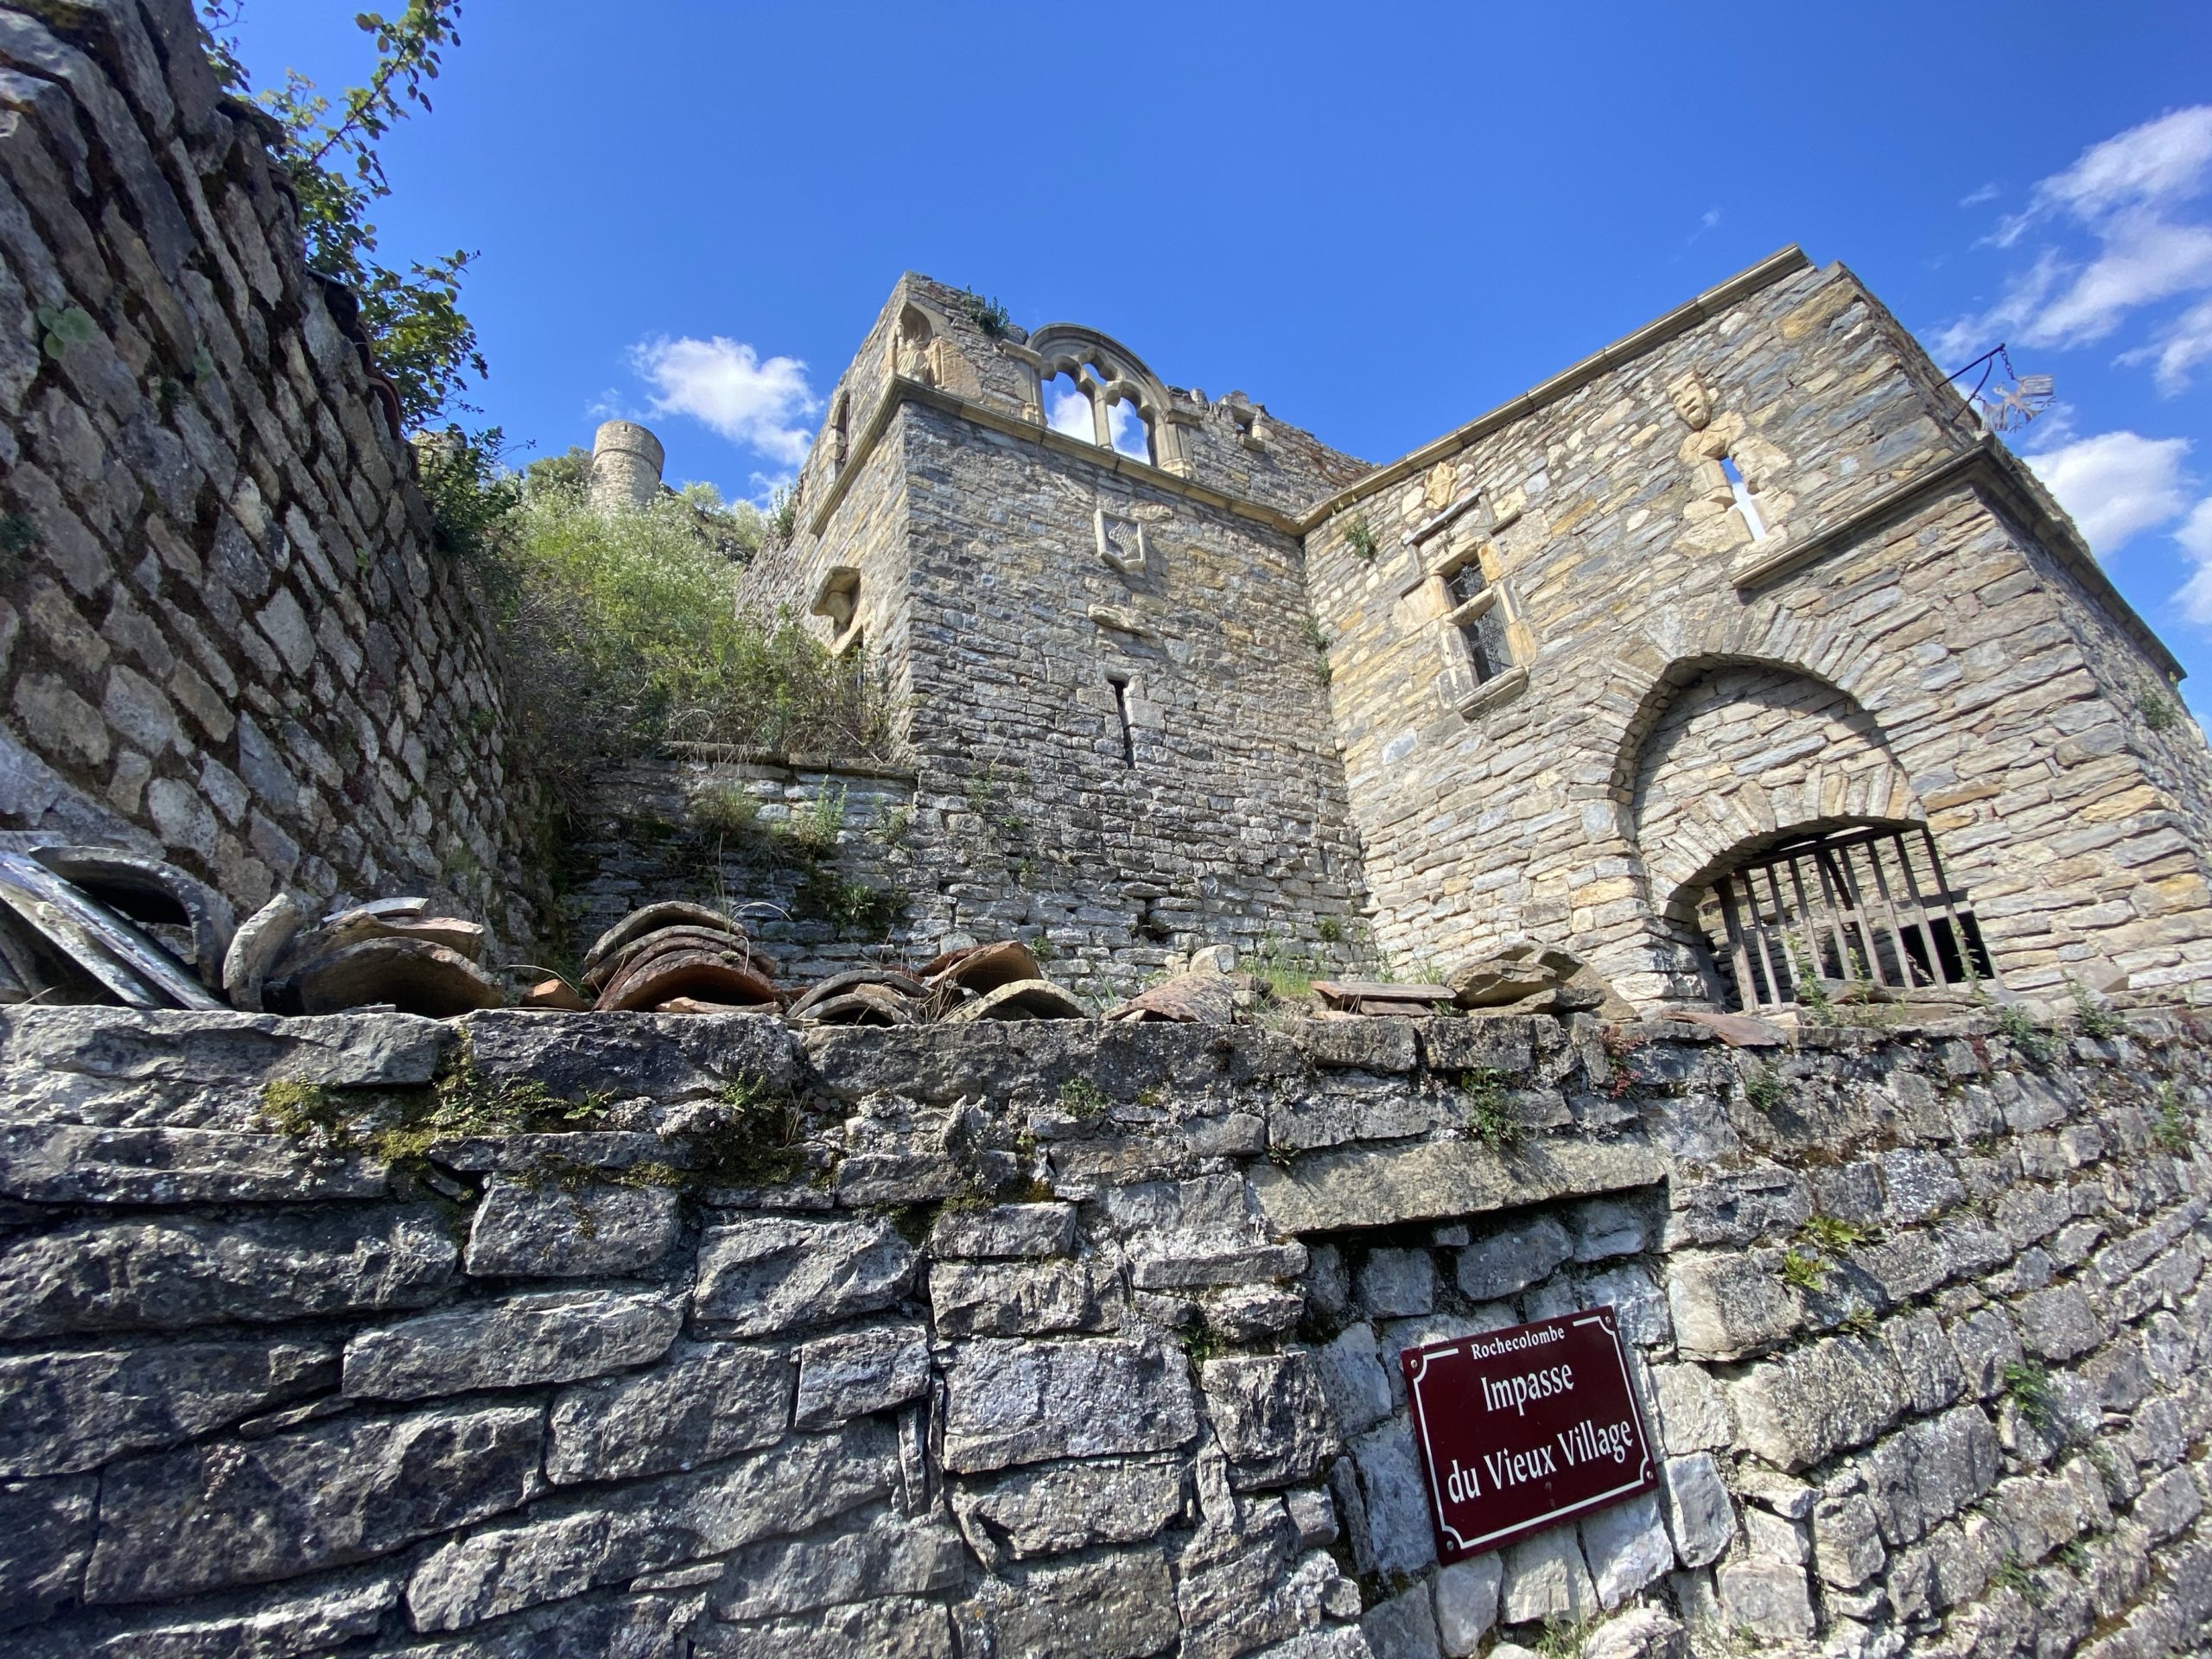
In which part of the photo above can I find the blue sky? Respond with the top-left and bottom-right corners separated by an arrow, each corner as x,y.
235,3 -> 2212,704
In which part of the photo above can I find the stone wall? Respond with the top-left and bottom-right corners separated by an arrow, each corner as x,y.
556,747 -> 921,984
1304,256 -> 2212,1009
0,999 -> 2205,1657
0,0 -> 528,945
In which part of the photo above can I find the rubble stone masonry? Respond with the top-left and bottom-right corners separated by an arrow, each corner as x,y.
0,1002 -> 2205,1657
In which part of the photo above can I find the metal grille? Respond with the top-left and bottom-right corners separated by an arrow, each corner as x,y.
1697,824 -> 1993,1010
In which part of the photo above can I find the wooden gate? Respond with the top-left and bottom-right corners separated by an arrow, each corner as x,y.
1698,823 -> 1993,1010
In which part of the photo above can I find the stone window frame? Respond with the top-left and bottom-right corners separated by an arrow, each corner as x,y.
1004,325 -> 1195,478
1399,488 -> 1533,719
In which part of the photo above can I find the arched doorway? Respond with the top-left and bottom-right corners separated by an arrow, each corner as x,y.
1624,659 -> 1994,1009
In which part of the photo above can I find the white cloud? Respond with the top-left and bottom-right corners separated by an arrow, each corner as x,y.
627,335 -> 818,467
1046,384 -> 1091,438
1960,181 -> 2001,208
2022,429 -> 2193,553
2176,498 -> 2212,625
1934,106 -> 2212,388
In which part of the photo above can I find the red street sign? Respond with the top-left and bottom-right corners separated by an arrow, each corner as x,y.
1400,1306 -> 1658,1562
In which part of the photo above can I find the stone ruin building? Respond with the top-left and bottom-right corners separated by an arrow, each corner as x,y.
701,253 -> 2212,1015
1,4 -> 2211,1659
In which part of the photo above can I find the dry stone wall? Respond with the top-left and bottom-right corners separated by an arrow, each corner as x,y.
0,0 -> 529,945
0,1000 -> 2205,1658
557,747 -> 920,983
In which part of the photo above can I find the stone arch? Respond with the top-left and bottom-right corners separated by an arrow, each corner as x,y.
1023,324 -> 1189,474
1627,660 -> 1924,920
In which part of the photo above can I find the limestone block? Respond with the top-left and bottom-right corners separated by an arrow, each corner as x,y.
1580,1492 -> 1673,1608
408,1420 -> 897,1629
10,1569 -> 404,1659
693,1216 -> 917,1338
1313,1322 -> 1395,1439
1203,1282 -> 1305,1342
793,1325 -> 930,1430
1579,1607 -> 1687,1659
0,1472 -> 93,1625
950,1456 -> 1184,1565
1650,1363 -> 1732,1453
0,1206 -> 455,1338
1658,1452 -> 1734,1567
939,1336 -> 1198,1474
342,1287 -> 682,1401
1357,1248 -> 1437,1319
709,1507 -> 964,1623
1861,1403 -> 2001,1545
1361,1582 -> 1441,1659
695,1595 -> 952,1658
1433,1552 -> 1502,1655
1294,1019 -> 1418,1073
930,1259 -> 1108,1338
1569,1198 -> 1647,1261
952,1547 -> 1179,1659
85,1402 -> 543,1603
1662,1163 -> 1810,1249
1878,1148 -> 1965,1224
929,1202 -> 1076,1259
1665,1249 -> 1800,1361
547,1339 -> 791,1483
1714,1561 -> 1815,1640
1878,1308 -> 1967,1414
1811,1490 -> 1885,1589
0,1122 -> 386,1205
463,1174 -> 682,1277
1500,1525 -> 1598,1624
458,1007 -> 804,1106
1174,1538 -> 1341,1659
1250,1139 -> 1666,1236
1730,1336 -> 1903,1471
0,1337 -> 333,1477
1579,1264 -> 1671,1347
2015,1282 -> 2103,1360
1287,1486 -> 1339,1550
1351,1421 -> 1435,1578
1128,1235 -> 1306,1291
1457,1216 -> 1573,1300
1946,1305 -> 2024,1398
1203,1352 -> 1342,1490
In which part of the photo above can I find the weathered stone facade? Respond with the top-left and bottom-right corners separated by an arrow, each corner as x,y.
0,0 -> 528,947
735,254 -> 2212,1014
0,1001 -> 2205,1656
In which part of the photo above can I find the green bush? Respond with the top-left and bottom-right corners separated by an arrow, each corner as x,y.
454,469 -> 892,808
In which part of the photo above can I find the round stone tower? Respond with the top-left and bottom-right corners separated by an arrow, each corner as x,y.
589,420 -> 665,511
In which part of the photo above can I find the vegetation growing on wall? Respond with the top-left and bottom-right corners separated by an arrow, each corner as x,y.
203,1 -> 485,429
454,464 -> 894,805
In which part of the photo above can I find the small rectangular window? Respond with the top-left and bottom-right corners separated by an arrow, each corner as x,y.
1108,676 -> 1135,766
1444,560 -> 1488,609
